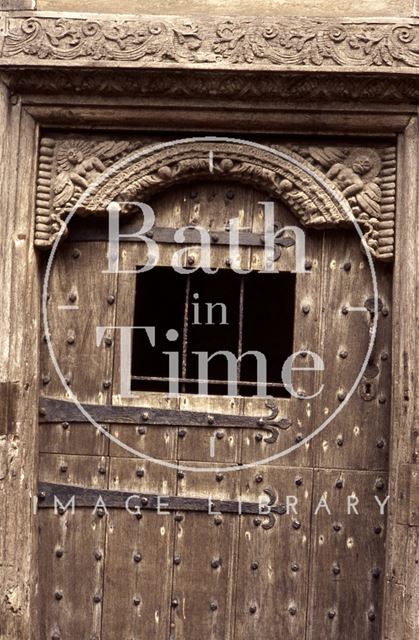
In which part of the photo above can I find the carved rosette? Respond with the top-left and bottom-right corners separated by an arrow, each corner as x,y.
35,137 -> 396,261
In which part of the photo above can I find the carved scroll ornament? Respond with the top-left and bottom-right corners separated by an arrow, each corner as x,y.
2,15 -> 419,70
35,137 -> 395,261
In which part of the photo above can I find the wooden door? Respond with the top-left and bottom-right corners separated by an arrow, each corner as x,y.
37,135 -> 392,640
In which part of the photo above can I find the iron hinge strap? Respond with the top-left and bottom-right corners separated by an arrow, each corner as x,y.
38,397 -> 292,444
38,482 -> 286,530
67,225 -> 295,261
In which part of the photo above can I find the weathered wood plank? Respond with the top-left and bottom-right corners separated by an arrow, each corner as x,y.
0,86 -> 39,640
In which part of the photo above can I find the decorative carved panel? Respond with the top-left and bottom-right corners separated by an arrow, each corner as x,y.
1,15 -> 419,70
35,135 -> 396,260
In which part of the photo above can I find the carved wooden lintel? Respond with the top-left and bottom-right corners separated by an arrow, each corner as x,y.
35,135 -> 396,261
1,14 -> 419,71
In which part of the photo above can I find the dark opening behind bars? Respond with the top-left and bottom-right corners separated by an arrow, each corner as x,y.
131,267 -> 295,397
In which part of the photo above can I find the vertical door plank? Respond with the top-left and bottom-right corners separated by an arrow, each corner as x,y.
101,459 -> 177,640
234,466 -> 313,639
170,464 -> 240,640
38,454 -> 109,640
306,469 -> 387,640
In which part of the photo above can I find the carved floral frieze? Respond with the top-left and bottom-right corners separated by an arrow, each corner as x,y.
35,135 -> 395,261
1,15 -> 419,70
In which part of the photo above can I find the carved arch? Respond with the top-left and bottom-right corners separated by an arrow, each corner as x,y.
35,138 -> 395,260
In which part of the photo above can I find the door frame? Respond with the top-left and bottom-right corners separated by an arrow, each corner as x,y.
0,10 -> 418,639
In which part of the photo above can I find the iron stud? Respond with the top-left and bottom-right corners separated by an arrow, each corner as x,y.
133,553 -> 142,563
289,606 -> 297,616
173,555 -> 181,565
137,426 -> 147,435
336,436 -> 344,447
104,337 -> 113,347
38,491 -> 46,501
61,421 -> 69,430
174,514 -> 183,522
376,439 -> 385,449
368,610 -> 376,621
133,597 -> 141,606
253,517 -> 262,527
295,433 -> 303,443
328,610 -> 336,619
374,525 -> 383,534
171,598 -> 179,608
102,380 -> 111,390
177,471 -> 185,479
59,463 -> 68,473
333,523 -> 342,532
68,293 -> 77,303
375,478 -> 385,490
178,429 -> 187,438
55,549 -> 64,558
39,407 -> 46,417
96,508 -> 105,519
249,605 -> 257,614
343,262 -> 352,271
136,468 -> 144,478
255,433 -> 263,442
378,394 -> 386,404
225,259 -> 232,267
216,473 -> 224,482
295,476 -> 303,486
214,515 -> 222,525
335,479 -> 343,489
251,561 -> 259,570
382,308 -> 389,317
210,601 -> 218,611
292,520 -> 301,530
216,430 -> 224,439
42,374 -> 51,385
98,466 -> 106,475
304,259 -> 312,270
71,248 -> 80,259
381,352 -> 389,361
339,350 -> 348,359
255,474 -> 263,483
302,304 -> 310,315
93,595 -> 101,603
332,564 -> 340,575
211,558 -> 221,569
337,391 -> 346,402
291,563 -> 299,572
54,591 -> 63,601
142,412 -> 149,421
372,567 -> 381,579
135,513 -> 142,520
94,551 -> 102,561
141,497 -> 148,506
107,295 -> 115,305
187,256 -> 195,266
342,306 -> 349,315
207,415 -> 214,425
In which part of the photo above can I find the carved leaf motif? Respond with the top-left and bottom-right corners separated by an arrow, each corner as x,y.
3,17 -> 419,68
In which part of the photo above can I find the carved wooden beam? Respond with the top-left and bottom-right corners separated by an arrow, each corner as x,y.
1,13 -> 419,72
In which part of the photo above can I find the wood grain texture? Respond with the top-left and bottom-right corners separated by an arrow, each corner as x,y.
0,84 -> 39,640
37,0 -> 414,17
383,117 -> 419,640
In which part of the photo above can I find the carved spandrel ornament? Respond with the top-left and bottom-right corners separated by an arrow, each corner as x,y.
1,15 -> 419,70
35,135 -> 395,261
